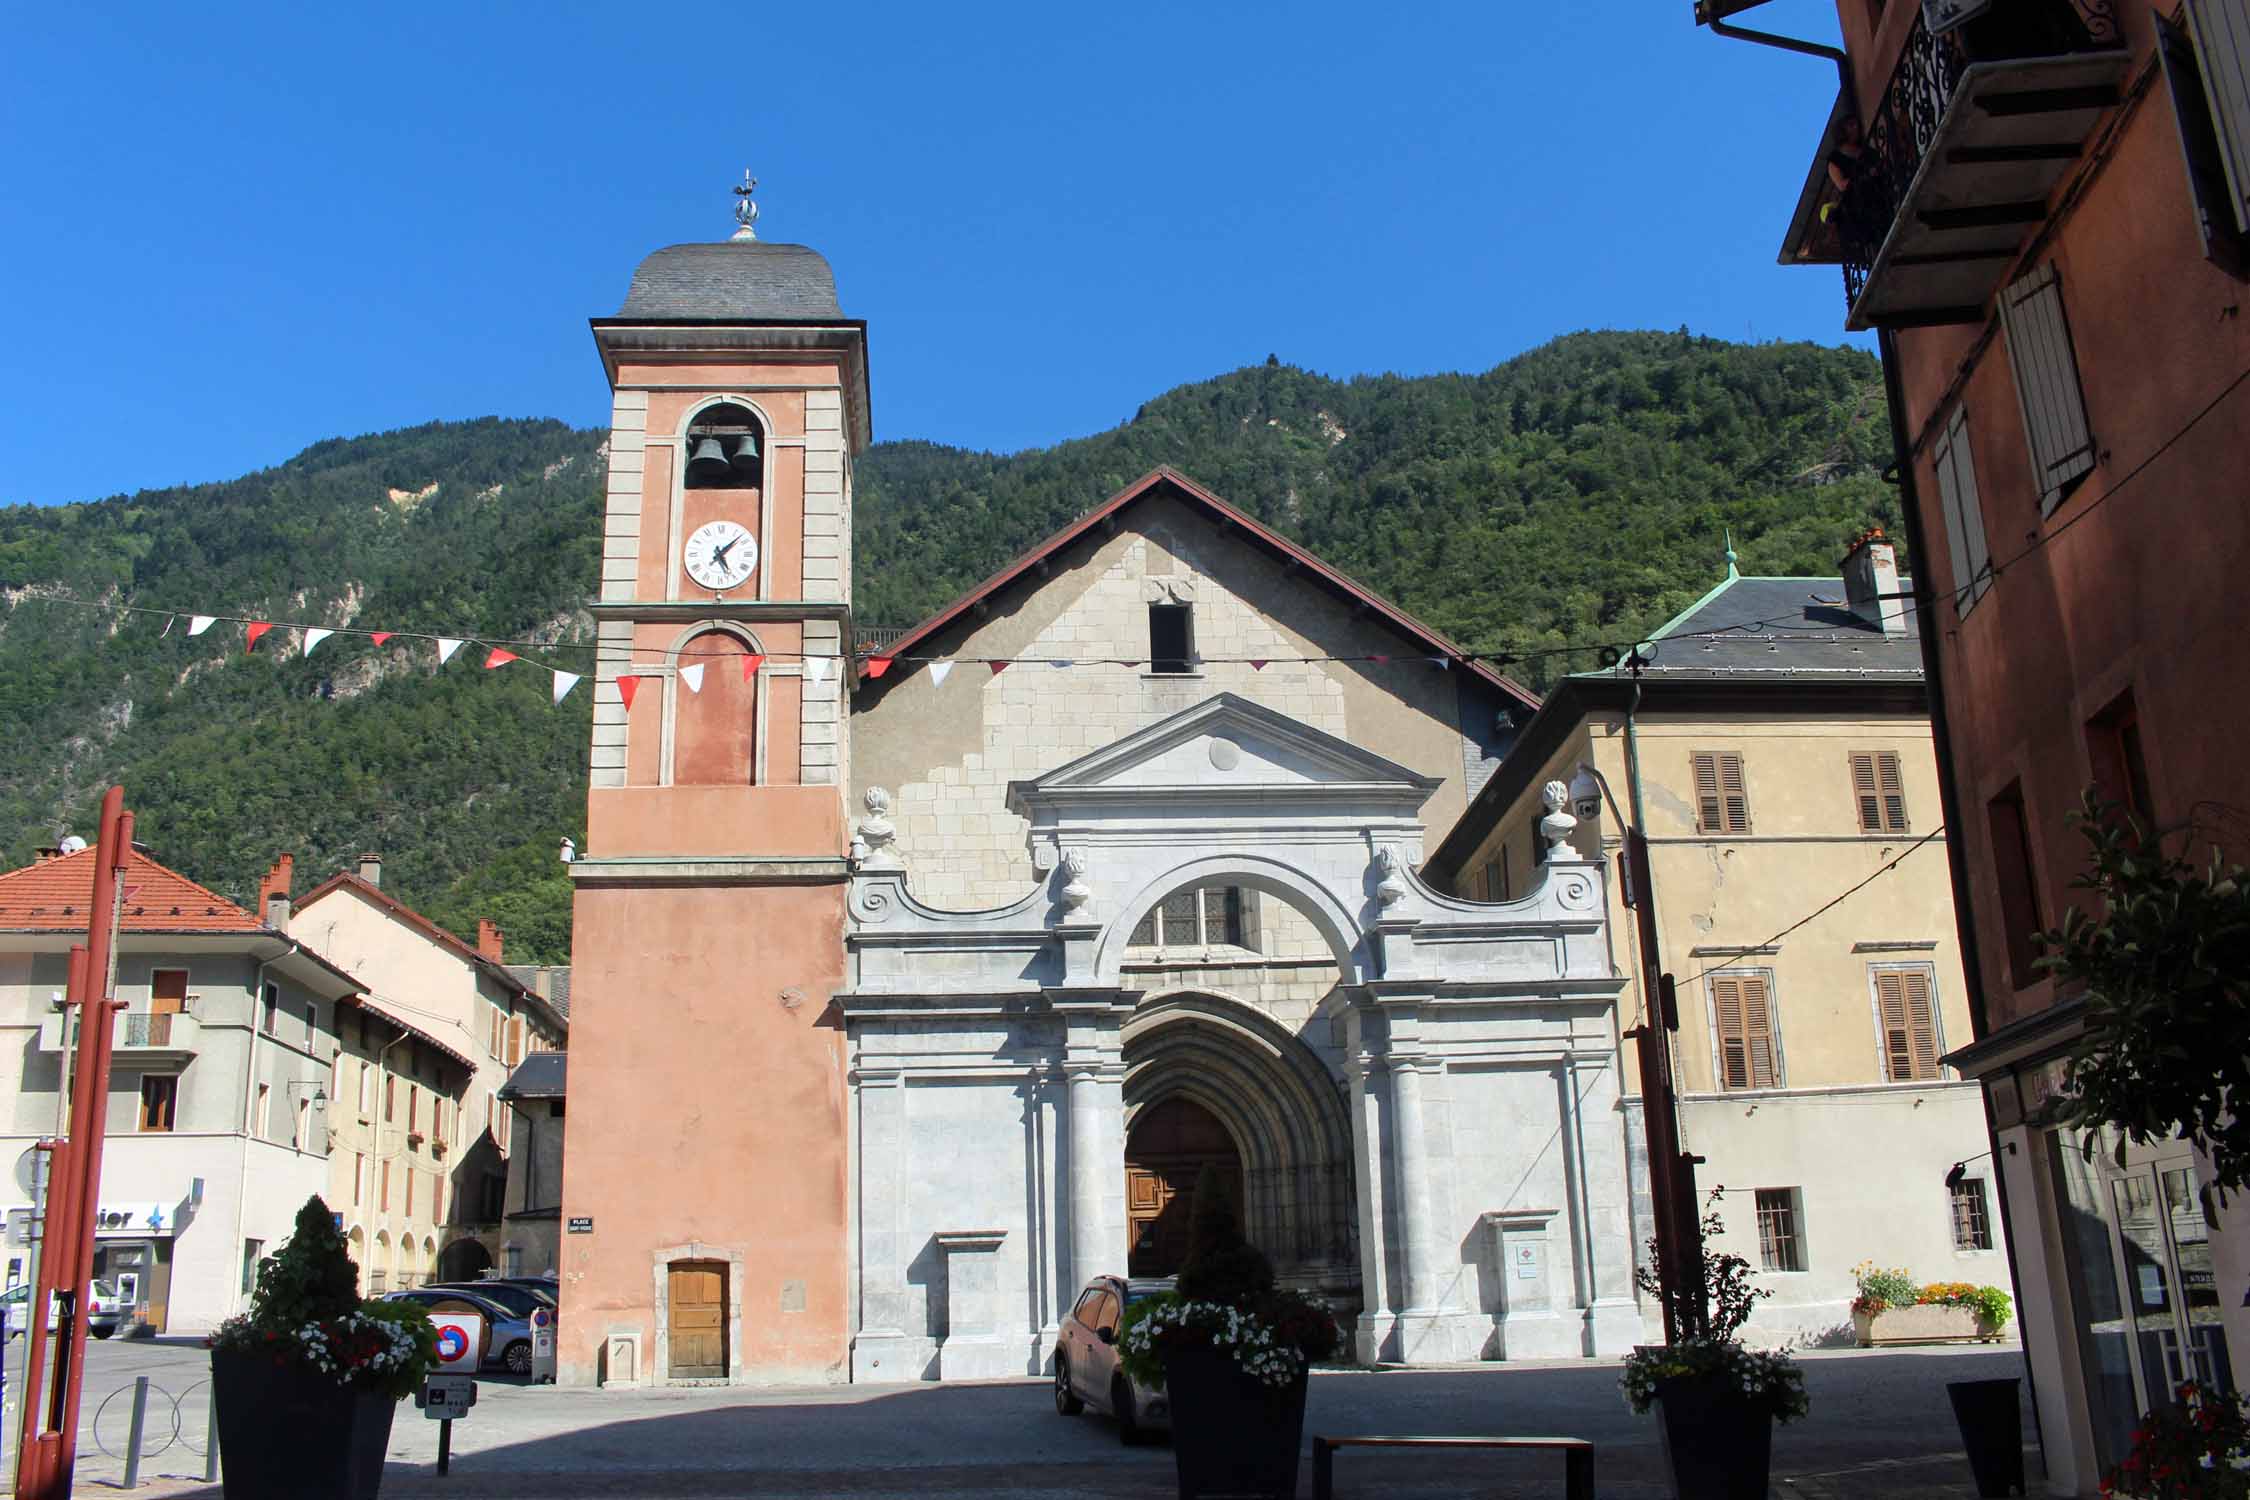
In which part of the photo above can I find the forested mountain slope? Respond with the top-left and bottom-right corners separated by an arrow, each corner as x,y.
0,332 -> 1896,959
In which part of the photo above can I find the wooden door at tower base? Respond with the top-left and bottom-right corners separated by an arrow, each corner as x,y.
1126,1097 -> 1244,1277
667,1261 -> 727,1378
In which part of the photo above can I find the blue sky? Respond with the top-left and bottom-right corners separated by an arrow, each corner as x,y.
0,1 -> 1857,506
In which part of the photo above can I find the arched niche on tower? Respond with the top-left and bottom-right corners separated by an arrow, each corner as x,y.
664,622 -> 765,787
676,399 -> 770,602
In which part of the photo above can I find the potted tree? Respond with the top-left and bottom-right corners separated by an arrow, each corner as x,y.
1119,1166 -> 1340,1500
209,1195 -> 438,1499
1621,1192 -> 1809,1499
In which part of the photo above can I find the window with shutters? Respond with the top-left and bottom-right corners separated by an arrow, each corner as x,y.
1932,407 -> 1994,615
2000,264 -> 2096,515
1951,1178 -> 1995,1251
1871,964 -> 1943,1082
1691,751 -> 1752,834
2157,10 -> 2250,276
2086,690 -> 2156,837
1709,970 -> 1782,1091
506,1015 -> 524,1068
1755,1188 -> 1806,1272
139,1075 -> 177,1132
1850,750 -> 1910,834
1987,782 -> 2048,990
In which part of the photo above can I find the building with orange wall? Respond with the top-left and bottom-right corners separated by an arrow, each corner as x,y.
1694,1 -> 2250,1489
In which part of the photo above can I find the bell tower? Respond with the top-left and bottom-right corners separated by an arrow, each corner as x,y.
558,177 -> 870,1386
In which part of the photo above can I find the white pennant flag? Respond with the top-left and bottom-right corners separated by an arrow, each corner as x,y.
929,660 -> 955,687
437,637 -> 465,665
679,663 -> 705,693
303,628 -> 334,655
805,656 -> 832,687
187,615 -> 216,637
551,670 -> 582,705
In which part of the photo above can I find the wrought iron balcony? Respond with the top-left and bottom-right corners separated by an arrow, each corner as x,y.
1790,1 -> 2130,330
38,1007 -> 202,1063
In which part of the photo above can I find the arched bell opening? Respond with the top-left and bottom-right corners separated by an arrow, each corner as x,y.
1122,992 -> 1359,1305
682,402 -> 764,491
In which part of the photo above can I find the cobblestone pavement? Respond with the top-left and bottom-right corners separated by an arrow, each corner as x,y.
48,1341 -> 2039,1497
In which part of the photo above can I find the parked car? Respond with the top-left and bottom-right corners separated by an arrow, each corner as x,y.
1053,1275 -> 1174,1443
1,1279 -> 125,1340
382,1286 -> 532,1374
425,1280 -> 553,1320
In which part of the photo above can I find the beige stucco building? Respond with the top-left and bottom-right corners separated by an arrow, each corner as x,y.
1425,535 -> 2015,1343
289,854 -> 565,1284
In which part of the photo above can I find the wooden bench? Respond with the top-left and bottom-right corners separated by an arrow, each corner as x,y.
1311,1434 -> 1593,1500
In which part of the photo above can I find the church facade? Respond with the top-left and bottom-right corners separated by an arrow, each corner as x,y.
556,224 -> 1641,1387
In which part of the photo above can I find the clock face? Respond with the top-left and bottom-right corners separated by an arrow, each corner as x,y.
683,520 -> 758,592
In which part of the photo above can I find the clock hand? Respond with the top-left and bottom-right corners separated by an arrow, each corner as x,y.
710,537 -> 738,569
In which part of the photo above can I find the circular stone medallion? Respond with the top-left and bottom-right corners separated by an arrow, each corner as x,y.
1208,737 -> 1242,771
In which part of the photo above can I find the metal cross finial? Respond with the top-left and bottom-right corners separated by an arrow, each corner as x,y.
731,169 -> 759,242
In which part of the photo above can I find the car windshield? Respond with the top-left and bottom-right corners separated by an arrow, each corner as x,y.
90,1279 -> 118,1298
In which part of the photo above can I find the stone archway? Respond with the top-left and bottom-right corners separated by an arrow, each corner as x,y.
1124,1097 -> 1242,1276
1122,992 -> 1358,1298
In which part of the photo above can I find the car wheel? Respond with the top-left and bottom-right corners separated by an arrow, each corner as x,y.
92,1325 -> 114,1340
503,1340 -> 532,1375
1053,1351 -> 1083,1415
1112,1375 -> 1145,1446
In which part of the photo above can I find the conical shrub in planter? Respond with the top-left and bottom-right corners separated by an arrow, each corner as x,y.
209,1196 -> 438,1500
1120,1166 -> 1339,1500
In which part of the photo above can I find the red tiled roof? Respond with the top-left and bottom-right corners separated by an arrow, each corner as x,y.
866,467 -> 1542,710
0,848 -> 264,933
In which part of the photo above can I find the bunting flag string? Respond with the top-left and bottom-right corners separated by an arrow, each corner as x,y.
245,622 -> 273,653
436,638 -> 465,665
159,615 -> 174,638
863,656 -> 893,680
928,660 -> 954,687
679,663 -> 705,694
484,647 -> 519,670
305,627 -> 335,655
188,615 -> 215,637
617,675 -> 642,710
551,671 -> 581,705
805,656 -> 832,687
742,653 -> 765,681
370,632 -> 393,646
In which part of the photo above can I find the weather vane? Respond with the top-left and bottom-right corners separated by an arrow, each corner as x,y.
731,169 -> 759,242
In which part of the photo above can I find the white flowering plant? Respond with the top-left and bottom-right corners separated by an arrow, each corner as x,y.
1117,1290 -> 1341,1390
1620,1336 -> 1810,1422
207,1195 -> 439,1401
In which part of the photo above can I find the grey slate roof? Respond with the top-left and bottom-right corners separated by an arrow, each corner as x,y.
1625,574 -> 1923,680
497,1050 -> 567,1101
505,964 -> 570,1020
618,243 -> 842,321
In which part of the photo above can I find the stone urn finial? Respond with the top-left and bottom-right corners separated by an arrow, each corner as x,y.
1540,779 -> 1578,855
856,786 -> 902,870
1373,846 -> 1408,908
1057,849 -> 1093,913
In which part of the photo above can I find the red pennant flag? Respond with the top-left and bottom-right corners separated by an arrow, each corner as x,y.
617,675 -> 642,710
865,656 -> 894,680
1249,660 -> 1269,671
484,648 -> 519,669
1112,659 -> 1142,669
742,653 -> 765,681
989,660 -> 1010,675
1369,654 -> 1391,666
245,622 -> 273,652
370,632 -> 393,646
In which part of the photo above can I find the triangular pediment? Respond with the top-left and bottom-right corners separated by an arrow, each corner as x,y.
1008,694 -> 1441,813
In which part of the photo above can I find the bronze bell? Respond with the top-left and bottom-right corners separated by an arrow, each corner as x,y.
687,436 -> 730,485
730,432 -> 761,470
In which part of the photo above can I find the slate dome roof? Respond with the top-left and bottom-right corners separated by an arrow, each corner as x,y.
618,242 -> 842,320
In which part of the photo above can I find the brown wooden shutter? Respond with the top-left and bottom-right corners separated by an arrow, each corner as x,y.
1694,753 -> 1724,833
508,1015 -> 525,1067
1932,408 -> 1994,613
1712,976 -> 1748,1089
2000,264 -> 2097,513
1853,752 -> 1910,832
1717,753 -> 1750,833
1738,974 -> 1777,1088
1876,968 -> 1915,1080
1851,753 -> 1883,833
1877,752 -> 1908,832
1902,969 -> 1940,1079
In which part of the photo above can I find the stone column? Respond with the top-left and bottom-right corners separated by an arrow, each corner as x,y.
1390,1053 -> 1437,1315
849,1064 -> 914,1380
1067,1061 -> 1108,1298
1565,1052 -> 1643,1355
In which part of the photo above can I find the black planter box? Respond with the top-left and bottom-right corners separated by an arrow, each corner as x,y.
212,1347 -> 398,1500
1948,1377 -> 2026,1497
1655,1371 -> 1775,1500
1165,1347 -> 1309,1500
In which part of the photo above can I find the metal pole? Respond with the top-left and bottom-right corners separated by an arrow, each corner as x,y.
204,1390 -> 219,1482
121,1375 -> 149,1488
437,1417 -> 452,1477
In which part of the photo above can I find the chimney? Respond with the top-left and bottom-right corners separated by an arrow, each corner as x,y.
1841,527 -> 1907,638
477,919 -> 505,963
357,852 -> 383,888
259,853 -> 295,930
